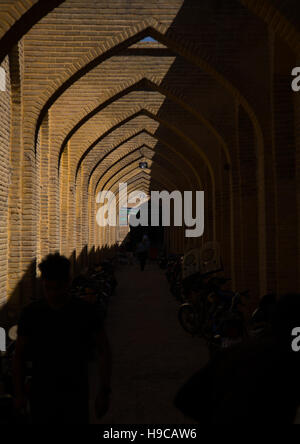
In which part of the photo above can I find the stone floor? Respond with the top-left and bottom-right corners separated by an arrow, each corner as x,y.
90,261 -> 209,424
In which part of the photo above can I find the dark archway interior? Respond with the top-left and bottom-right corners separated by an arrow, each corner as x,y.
0,0 -> 299,426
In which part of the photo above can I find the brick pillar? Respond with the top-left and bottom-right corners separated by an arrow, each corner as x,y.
273,36 -> 298,293
59,148 -> 68,257
81,165 -> 88,268
76,165 -> 83,271
230,101 -> 243,293
67,142 -> 76,272
88,182 -> 95,267
21,114 -> 37,303
238,105 -> 260,304
39,113 -> 50,263
295,56 -> 300,291
48,112 -> 60,254
7,47 -> 22,312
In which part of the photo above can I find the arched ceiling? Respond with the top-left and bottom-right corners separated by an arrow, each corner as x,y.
1,0 -> 298,66
3,0 -> 298,204
0,0 -> 65,63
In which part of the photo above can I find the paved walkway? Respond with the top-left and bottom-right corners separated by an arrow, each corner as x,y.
90,261 -> 209,424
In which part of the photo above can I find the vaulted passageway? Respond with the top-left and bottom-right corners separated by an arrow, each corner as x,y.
0,0 -> 299,427
0,0 -> 299,322
90,263 -> 208,424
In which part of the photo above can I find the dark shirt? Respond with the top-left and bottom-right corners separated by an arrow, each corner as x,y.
18,298 -> 101,397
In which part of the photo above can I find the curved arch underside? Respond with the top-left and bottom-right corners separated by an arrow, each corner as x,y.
0,0 -> 299,312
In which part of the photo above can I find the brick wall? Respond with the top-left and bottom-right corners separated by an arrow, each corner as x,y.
0,57 -> 11,307
0,0 -> 298,316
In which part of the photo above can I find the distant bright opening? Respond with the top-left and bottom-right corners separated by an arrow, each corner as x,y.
140,37 -> 158,43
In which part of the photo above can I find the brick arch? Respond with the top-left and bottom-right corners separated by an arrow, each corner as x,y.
103,175 -> 151,220
97,161 -> 199,245
96,152 -> 188,199
60,107 -> 230,282
98,161 -> 178,202
90,143 -> 194,197
111,176 -> 176,230
22,14 -> 266,295
56,74 -> 229,235
44,29 -> 254,276
116,177 -> 159,196
59,112 -> 206,259
114,175 -> 152,195
62,79 -> 220,229
30,15 -> 265,286
112,176 -> 198,250
114,180 -> 164,206
113,177 -> 173,209
57,75 -> 231,170
238,0 -> 300,54
57,75 -> 146,167
113,182 -> 150,211
102,169 -> 176,231
72,88 -> 222,254
70,109 -> 212,213
96,156 -> 191,246
98,161 -> 176,198
106,173 -> 204,252
89,134 -> 198,194
34,17 -> 264,158
96,168 -> 176,246
88,129 -> 202,193
72,105 -> 216,241
98,175 -> 157,251
33,20 -> 262,273
1,0 -> 298,307
92,154 -> 211,255
74,107 -> 213,190
0,3 -> 295,163
0,0 -> 65,65
143,107 -> 215,189
118,177 -> 151,191
83,147 -> 184,249
0,1 -> 296,84
110,176 -> 174,223
84,129 -> 202,238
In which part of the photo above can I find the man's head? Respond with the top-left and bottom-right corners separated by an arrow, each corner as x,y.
39,253 -> 71,309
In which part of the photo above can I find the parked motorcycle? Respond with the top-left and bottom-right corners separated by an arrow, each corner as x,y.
178,271 -> 249,353
249,293 -> 277,339
70,259 -> 117,321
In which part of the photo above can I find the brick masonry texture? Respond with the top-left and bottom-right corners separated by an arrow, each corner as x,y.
0,0 -> 299,318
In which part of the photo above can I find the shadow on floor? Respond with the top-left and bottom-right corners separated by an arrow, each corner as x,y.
90,261 -> 209,424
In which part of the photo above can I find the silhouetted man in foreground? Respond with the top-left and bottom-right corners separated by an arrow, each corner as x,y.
175,294 -> 300,424
13,253 -> 112,424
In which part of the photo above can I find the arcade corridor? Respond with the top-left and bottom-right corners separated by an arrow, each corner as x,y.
0,0 -> 300,427
0,0 -> 299,321
91,263 -> 208,425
